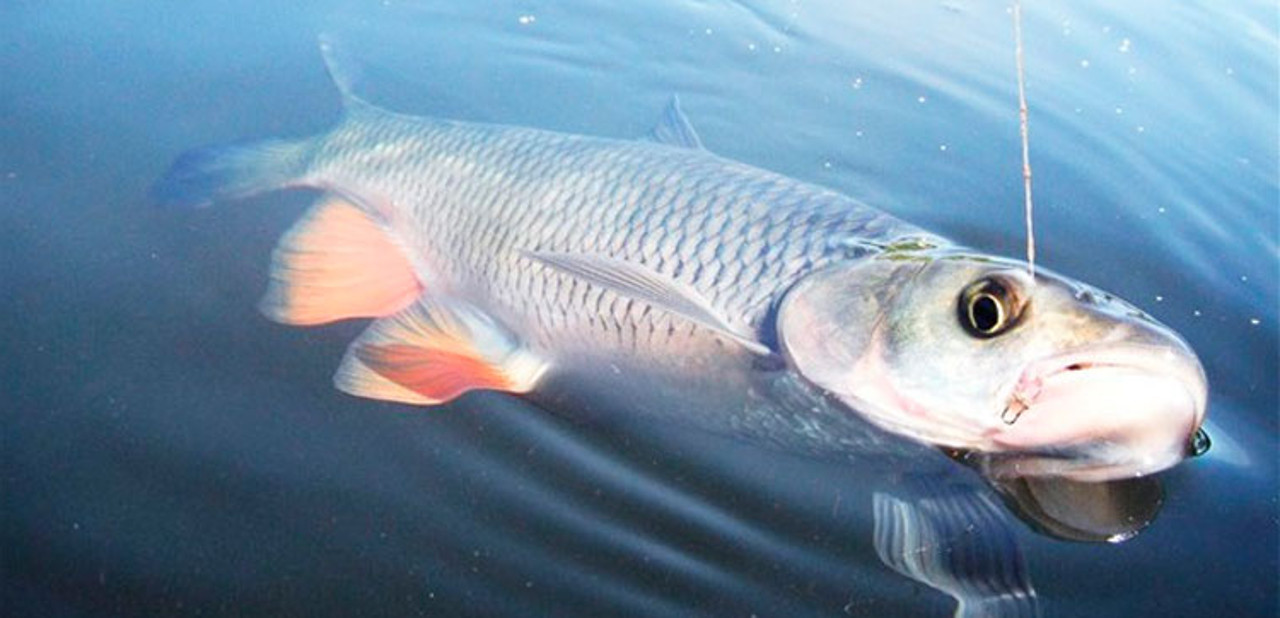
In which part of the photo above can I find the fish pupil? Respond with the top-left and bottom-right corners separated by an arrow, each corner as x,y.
972,294 -> 1002,333
958,276 -> 1022,338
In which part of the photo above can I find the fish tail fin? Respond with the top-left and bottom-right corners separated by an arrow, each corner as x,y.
318,34 -> 376,114
151,137 -> 313,209
153,36 -> 371,210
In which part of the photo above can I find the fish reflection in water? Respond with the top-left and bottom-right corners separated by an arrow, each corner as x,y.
153,39 -> 1209,614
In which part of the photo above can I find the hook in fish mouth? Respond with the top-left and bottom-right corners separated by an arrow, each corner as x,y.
1000,369 -> 1046,426
998,353 -> 1139,432
1001,391 -> 1033,425
986,343 -> 1206,481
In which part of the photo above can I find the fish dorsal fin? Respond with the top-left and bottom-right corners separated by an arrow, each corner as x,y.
318,34 -> 375,112
259,194 -> 423,325
645,95 -> 704,150
524,251 -> 769,355
334,297 -> 549,405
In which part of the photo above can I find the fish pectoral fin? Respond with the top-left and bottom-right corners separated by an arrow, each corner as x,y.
524,251 -> 770,355
873,485 -> 1039,616
333,297 -> 548,405
259,194 -> 423,326
644,95 -> 705,150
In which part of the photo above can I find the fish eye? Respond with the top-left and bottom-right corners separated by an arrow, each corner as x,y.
958,277 -> 1022,338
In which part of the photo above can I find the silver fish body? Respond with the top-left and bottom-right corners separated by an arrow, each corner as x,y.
308,108 -> 923,361
299,105 -> 937,458
155,52 -> 1207,482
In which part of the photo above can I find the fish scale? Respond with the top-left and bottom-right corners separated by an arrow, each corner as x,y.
301,107 -> 922,357
154,47 -> 1209,484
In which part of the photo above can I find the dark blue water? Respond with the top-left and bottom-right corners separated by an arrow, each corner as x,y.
3,1 -> 1275,616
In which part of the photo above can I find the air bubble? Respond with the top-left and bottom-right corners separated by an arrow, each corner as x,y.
1188,428 -> 1212,457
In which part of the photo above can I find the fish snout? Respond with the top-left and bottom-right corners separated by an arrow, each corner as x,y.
990,336 -> 1207,481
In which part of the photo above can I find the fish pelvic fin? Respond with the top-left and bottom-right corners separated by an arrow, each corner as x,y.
152,137 -> 312,209
259,194 -> 423,325
334,297 -> 549,406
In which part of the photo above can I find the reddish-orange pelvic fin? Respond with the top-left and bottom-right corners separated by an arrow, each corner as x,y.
355,345 -> 512,403
333,298 -> 548,406
260,194 -> 422,326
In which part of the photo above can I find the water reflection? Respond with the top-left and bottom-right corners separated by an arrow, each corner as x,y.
985,474 -> 1162,544
540,365 -> 1167,613
4,0 -> 1275,615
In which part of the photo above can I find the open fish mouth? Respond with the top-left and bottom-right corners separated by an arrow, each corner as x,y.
990,343 -> 1208,480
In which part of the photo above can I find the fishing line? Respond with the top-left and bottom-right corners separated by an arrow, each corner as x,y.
1013,0 -> 1036,278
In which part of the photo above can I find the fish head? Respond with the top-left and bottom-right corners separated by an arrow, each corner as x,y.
777,250 -> 1207,481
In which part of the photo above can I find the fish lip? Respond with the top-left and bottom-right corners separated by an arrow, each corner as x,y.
997,342 -> 1208,444
977,448 -> 1165,482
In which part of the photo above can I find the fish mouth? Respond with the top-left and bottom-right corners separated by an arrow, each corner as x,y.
990,343 -> 1208,481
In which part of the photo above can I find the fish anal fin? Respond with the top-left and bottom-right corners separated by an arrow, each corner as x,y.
334,298 -> 548,405
260,195 -> 423,326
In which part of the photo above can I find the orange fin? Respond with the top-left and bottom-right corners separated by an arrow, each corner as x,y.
259,194 -> 423,325
333,298 -> 548,405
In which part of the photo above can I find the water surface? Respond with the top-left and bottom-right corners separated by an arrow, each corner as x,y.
3,1 -> 1276,616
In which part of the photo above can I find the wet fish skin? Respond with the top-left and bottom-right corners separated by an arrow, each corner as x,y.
305,106 -> 922,355
155,49 -> 1207,482
155,96 -> 928,376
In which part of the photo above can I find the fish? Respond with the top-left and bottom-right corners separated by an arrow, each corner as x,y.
874,481 -> 1039,617
154,41 -> 1207,482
